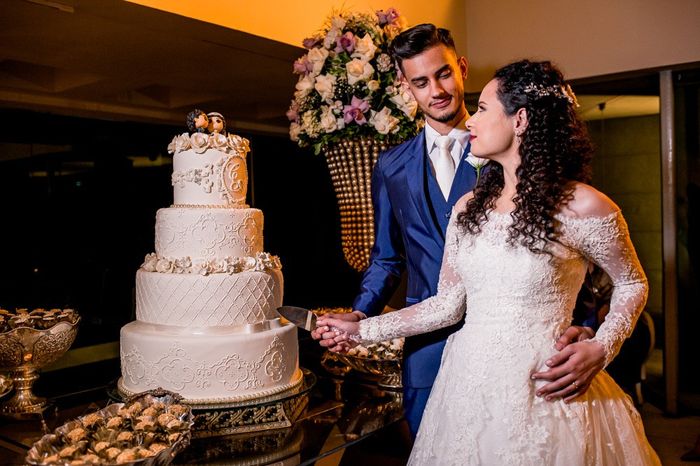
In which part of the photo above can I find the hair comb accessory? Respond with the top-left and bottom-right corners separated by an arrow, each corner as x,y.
523,83 -> 579,107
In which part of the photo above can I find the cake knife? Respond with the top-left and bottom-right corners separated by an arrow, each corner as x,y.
277,306 -> 318,332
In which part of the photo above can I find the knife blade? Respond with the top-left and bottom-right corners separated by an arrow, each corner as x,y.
277,306 -> 318,331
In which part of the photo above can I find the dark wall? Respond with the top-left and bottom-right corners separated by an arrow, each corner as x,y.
0,109 -> 360,347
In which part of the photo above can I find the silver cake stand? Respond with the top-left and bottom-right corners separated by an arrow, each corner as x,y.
114,368 -> 315,438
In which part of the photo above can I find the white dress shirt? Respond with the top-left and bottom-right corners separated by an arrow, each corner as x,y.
424,114 -> 471,194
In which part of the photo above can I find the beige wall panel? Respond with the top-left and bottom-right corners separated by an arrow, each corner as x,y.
465,0 -> 700,91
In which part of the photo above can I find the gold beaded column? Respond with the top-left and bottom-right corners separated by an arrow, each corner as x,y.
323,137 -> 387,272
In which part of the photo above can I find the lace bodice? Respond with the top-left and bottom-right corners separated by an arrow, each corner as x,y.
359,209 -> 648,368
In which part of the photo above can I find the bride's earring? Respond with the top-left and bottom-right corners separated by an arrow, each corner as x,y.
515,130 -> 523,144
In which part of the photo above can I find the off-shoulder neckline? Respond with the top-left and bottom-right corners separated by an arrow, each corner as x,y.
486,209 -> 621,222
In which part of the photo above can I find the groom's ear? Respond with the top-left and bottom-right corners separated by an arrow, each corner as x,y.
514,107 -> 528,134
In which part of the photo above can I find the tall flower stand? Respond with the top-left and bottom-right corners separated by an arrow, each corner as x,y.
322,137 -> 387,272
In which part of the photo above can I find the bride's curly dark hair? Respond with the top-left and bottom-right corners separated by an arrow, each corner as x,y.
457,60 -> 593,254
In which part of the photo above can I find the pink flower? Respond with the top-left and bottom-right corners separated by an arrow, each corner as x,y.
376,8 -> 400,26
286,100 -> 300,122
334,31 -> 355,53
293,57 -> 313,75
343,96 -> 370,125
302,37 -> 320,49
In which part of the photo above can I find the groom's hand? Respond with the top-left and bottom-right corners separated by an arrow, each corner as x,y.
554,325 -> 595,351
531,326 -> 604,403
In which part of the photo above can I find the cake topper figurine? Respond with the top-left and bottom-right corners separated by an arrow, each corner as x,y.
207,112 -> 227,135
186,109 -> 209,134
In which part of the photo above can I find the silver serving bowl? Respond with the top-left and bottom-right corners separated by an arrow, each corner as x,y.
0,318 -> 80,417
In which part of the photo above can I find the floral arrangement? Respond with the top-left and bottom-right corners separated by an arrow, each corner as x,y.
287,8 -> 422,154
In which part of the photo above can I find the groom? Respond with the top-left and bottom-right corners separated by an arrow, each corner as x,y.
314,24 -> 598,437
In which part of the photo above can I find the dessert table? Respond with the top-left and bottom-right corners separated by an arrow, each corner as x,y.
0,338 -> 404,465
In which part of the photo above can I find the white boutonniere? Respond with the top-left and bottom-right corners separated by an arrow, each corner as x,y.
465,152 -> 489,184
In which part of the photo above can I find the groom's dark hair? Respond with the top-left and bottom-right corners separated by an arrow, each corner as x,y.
389,23 -> 457,72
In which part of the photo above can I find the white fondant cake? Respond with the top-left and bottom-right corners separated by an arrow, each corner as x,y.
120,131 -> 301,403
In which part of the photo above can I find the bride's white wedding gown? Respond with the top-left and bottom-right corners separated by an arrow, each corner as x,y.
358,209 -> 661,465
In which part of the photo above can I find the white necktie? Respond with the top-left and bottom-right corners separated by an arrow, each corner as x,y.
434,135 -> 455,200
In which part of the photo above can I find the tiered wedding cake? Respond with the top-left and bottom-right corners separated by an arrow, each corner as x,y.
119,126 -> 302,404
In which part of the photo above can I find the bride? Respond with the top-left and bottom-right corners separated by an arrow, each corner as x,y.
317,60 -> 661,465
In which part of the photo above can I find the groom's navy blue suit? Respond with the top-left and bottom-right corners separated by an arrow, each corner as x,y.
352,129 -> 477,435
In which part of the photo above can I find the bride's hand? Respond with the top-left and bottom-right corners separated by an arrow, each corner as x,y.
316,316 -> 361,353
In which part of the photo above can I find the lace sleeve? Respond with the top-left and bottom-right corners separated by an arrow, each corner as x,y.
562,211 -> 648,368
358,209 -> 467,343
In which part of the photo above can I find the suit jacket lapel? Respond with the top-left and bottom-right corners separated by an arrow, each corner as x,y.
448,142 -> 477,205
404,130 -> 435,233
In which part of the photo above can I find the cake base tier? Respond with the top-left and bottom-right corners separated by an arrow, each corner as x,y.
135,268 -> 283,326
119,320 -> 300,403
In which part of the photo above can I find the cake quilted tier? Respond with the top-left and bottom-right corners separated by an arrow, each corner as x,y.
172,147 -> 247,207
155,207 -> 263,261
135,269 -> 283,327
119,319 -> 302,403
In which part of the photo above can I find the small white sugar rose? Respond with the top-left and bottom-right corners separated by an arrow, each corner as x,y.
175,133 -> 191,152
167,136 -> 177,154
194,261 -> 212,276
155,258 -> 173,273
243,257 -> 258,269
142,253 -> 158,272
346,59 -> 374,85
210,132 -> 228,149
190,132 -> 209,153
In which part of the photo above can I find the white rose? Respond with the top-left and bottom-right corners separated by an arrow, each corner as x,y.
314,74 -> 337,102
167,136 -> 178,154
352,34 -> 377,61
294,74 -> 315,99
243,256 -> 258,270
390,91 -> 418,119
155,258 -> 173,273
175,133 -> 191,153
227,133 -> 249,155
346,59 -> 374,85
319,106 -> 338,133
142,253 -> 158,272
367,80 -> 380,92
289,122 -> 302,142
306,47 -> 329,76
211,132 -> 228,150
194,261 -> 212,276
369,107 -> 400,135
190,132 -> 209,154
